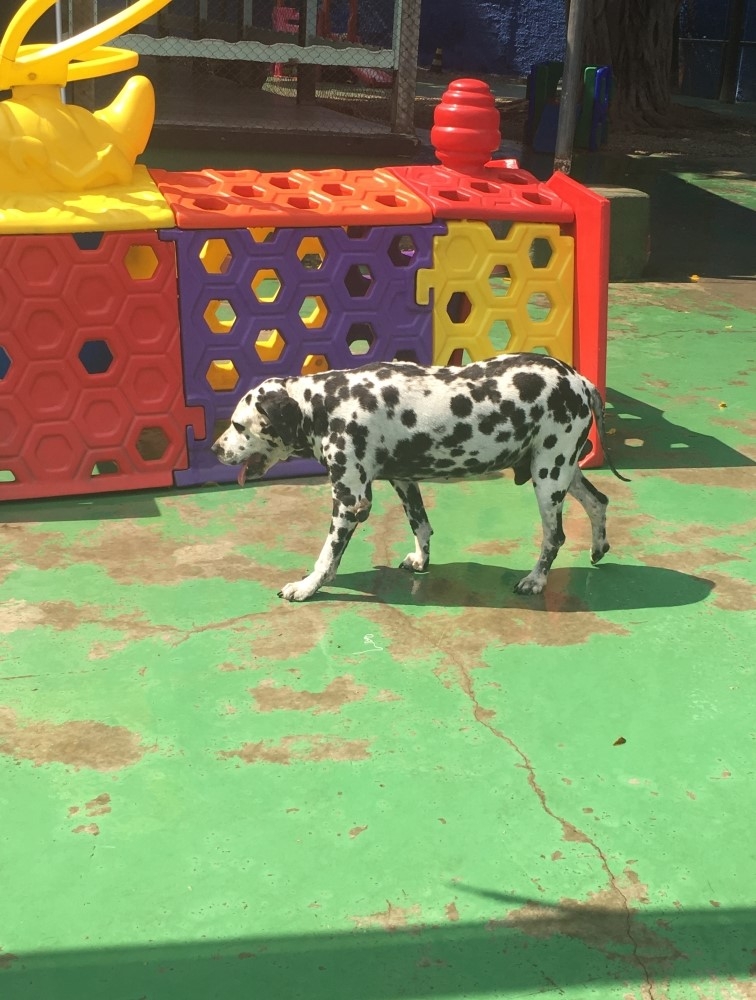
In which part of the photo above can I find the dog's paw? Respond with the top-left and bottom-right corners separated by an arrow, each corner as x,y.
399,553 -> 429,574
590,542 -> 610,565
513,574 -> 546,596
278,578 -> 320,602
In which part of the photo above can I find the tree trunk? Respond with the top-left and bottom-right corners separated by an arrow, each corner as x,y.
579,0 -> 681,125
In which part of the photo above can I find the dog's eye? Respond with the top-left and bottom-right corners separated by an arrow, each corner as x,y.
232,421 -> 245,435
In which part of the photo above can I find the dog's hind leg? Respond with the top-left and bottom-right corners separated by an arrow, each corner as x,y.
390,479 -> 433,573
567,468 -> 610,564
278,478 -> 372,602
514,467 -> 573,596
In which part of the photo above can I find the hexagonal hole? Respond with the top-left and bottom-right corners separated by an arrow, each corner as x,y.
199,238 -> 233,275
529,346 -> 551,355
203,299 -> 237,335
206,360 -> 240,392
249,227 -> 276,244
344,263 -> 374,298
488,264 -> 512,296
344,226 -> 370,239
301,354 -> 330,375
78,339 -> 114,374
251,269 -> 282,304
346,322 -> 375,357
123,244 -> 159,280
438,189 -> 471,202
321,182 -> 353,197
91,460 -> 120,477
447,349 -> 474,366
270,175 -> 298,190
527,292 -> 553,322
388,235 -> 418,268
487,220 -> 514,240
136,426 -> 170,461
394,349 -> 420,363
488,319 -> 513,353
299,295 -> 328,330
529,238 -> 554,268
0,346 -> 11,380
446,291 -> 472,324
254,328 -> 286,362
297,237 -> 326,270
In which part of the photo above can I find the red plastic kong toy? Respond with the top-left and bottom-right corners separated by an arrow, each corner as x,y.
430,78 -> 502,175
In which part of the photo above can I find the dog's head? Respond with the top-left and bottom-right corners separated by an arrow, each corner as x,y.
212,380 -> 303,483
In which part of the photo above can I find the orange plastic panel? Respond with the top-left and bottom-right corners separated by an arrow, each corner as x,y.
149,167 -> 433,229
389,160 -> 574,224
544,171 -> 610,469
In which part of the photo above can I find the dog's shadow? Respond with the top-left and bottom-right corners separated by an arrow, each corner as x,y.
316,561 -> 714,612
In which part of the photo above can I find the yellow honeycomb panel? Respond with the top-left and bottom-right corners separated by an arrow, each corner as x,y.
417,221 -> 574,366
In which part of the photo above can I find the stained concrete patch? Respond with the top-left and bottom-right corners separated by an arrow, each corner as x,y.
351,901 -> 422,931
218,735 -> 371,765
72,823 -> 100,836
249,675 -> 368,714
0,707 -> 154,771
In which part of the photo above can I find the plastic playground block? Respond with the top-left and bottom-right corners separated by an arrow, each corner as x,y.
541,171 -> 609,467
0,165 -> 175,236
149,167 -> 433,230
389,161 -> 574,224
0,230 -> 204,499
417,220 -> 574,367
162,222 -> 445,486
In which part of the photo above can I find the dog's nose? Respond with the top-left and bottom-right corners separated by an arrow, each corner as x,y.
211,441 -> 222,456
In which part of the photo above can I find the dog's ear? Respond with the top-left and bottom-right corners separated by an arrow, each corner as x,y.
257,388 -> 302,447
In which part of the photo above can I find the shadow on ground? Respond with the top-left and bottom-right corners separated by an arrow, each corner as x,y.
4,899 -> 755,999
324,562 -> 713,612
606,389 -> 754,470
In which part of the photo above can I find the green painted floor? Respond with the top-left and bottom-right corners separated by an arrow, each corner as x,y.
1,276 -> 754,1000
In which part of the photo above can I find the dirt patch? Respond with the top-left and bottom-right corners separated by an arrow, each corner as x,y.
72,823 -> 100,836
245,602 -> 333,661
0,949 -> 19,970
656,468 -> 756,490
351,901 -> 422,932
349,825 -> 368,838
249,674 -> 368,714
85,793 -> 112,816
445,902 -> 460,922
0,707 -> 154,771
218,734 -> 371,765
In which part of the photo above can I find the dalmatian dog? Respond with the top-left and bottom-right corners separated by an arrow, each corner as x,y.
212,354 -> 629,602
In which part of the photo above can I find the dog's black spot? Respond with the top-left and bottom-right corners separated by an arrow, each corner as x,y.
495,430 -> 512,443
550,466 -> 561,480
381,385 -> 400,409
441,422 -> 473,448
332,450 -> 346,465
244,392 -> 252,405
554,454 -> 565,467
543,433 -> 557,449
450,394 -> 473,418
470,379 -> 501,404
350,384 -> 379,413
513,371 -> 546,403
512,456 -> 532,485
530,404 -> 544,423
551,489 -> 566,505
538,468 -> 549,479
346,420 -> 369,460
392,432 -> 434,467
401,409 -> 417,428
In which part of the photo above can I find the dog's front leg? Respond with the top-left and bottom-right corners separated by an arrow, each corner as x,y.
278,482 -> 372,602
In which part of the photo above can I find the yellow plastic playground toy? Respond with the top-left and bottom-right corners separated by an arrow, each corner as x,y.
0,0 -> 174,232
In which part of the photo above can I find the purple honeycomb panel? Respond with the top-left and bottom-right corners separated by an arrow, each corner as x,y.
163,222 -> 447,486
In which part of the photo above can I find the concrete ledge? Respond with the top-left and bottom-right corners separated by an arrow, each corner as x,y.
590,185 -> 651,281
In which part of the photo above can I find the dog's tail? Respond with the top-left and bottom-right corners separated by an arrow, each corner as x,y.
588,386 -> 631,482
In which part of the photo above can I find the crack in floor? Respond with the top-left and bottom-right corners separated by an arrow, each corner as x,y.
432,629 -> 660,1000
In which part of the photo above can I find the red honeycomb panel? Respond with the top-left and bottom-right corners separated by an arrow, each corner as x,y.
0,231 -> 204,500
388,160 -> 574,223
149,167 -> 433,229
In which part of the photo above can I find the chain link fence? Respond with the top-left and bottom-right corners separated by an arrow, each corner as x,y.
67,0 -> 422,146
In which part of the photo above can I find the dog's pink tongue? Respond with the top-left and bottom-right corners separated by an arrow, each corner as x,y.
237,462 -> 249,486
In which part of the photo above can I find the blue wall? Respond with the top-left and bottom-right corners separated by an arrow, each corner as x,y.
418,0 -> 565,77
